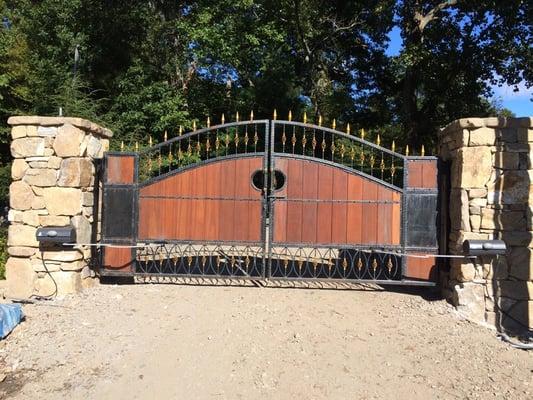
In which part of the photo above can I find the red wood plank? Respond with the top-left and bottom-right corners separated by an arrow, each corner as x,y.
331,168 -> 348,244
205,163 -> 220,240
247,157 -> 263,241
181,170 -> 193,239
422,161 -> 438,189
377,186 -> 392,244
316,163 -> 333,244
248,201 -> 262,242
346,174 -> 363,245
407,160 -> 423,188
391,192 -> 401,245
285,159 -> 304,243
404,255 -> 437,282
219,159 -> 236,241
362,180 -> 378,244
234,158 -> 250,240
107,156 -> 135,184
301,162 -> 318,243
272,158 -> 288,243
103,247 -> 134,271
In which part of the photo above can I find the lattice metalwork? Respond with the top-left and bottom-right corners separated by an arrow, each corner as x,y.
272,121 -> 405,188
136,243 -> 265,278
269,247 -> 402,281
137,119 -> 268,183
134,243 -> 402,282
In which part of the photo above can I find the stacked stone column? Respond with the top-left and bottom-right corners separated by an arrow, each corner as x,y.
440,117 -> 533,331
6,116 -> 111,298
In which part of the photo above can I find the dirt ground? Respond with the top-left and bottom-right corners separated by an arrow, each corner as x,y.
0,281 -> 531,399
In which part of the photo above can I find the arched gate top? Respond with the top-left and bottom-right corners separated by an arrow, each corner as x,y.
129,119 -> 432,189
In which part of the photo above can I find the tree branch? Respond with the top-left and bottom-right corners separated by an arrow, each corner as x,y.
415,0 -> 458,32
326,17 -> 362,34
293,0 -> 312,58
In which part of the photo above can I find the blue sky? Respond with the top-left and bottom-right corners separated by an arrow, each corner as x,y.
387,27 -> 532,117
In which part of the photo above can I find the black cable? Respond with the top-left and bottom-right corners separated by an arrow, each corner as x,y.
29,250 -> 58,300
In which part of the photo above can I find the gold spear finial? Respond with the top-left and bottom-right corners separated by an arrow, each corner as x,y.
346,123 -> 351,135
221,113 -> 225,125
273,109 -> 277,120
135,141 -> 139,152
250,110 -> 254,121
179,125 -> 183,136
149,136 -> 153,147
236,111 -> 240,122
120,141 -> 124,152
421,144 -> 425,156
332,118 -> 336,130
164,130 -> 168,142
318,114 -> 322,126
207,116 -> 210,128
361,128 -> 365,140
376,134 -> 381,147
192,120 -> 197,131
304,112 -> 308,124
405,145 -> 410,156
288,110 -> 292,121
392,140 -> 396,153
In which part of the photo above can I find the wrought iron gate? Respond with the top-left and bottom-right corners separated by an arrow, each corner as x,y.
100,118 -> 438,285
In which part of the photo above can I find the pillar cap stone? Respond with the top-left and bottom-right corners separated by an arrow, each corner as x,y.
7,116 -> 113,138
440,117 -> 533,138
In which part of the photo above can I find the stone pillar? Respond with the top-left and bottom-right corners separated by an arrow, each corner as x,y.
6,116 -> 111,298
439,117 -> 533,332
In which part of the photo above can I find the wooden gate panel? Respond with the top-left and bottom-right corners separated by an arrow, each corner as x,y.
138,157 -> 263,242
272,157 -> 401,246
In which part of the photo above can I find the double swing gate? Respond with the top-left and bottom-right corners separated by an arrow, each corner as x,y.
100,118 -> 439,285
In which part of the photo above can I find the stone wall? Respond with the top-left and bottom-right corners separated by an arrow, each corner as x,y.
439,117 -> 533,332
6,116 -> 111,298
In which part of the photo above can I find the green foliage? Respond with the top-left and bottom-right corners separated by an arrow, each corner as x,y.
0,0 -> 530,157
0,163 -> 10,206
51,76 -> 107,124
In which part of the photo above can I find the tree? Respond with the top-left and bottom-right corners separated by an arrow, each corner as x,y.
390,0 -> 532,149
1,0 -> 531,155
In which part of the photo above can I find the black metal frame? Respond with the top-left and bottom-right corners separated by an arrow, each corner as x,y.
100,119 -> 437,286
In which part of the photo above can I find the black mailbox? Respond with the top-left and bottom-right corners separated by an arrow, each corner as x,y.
36,226 -> 76,244
463,240 -> 506,256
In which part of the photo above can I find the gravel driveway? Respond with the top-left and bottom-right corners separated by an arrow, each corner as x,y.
0,282 -> 531,399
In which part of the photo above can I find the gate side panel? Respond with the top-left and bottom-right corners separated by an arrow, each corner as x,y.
101,153 -> 137,273
138,157 -> 263,243
404,158 -> 438,281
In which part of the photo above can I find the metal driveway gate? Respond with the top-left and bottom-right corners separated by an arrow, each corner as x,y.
99,119 -> 439,285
